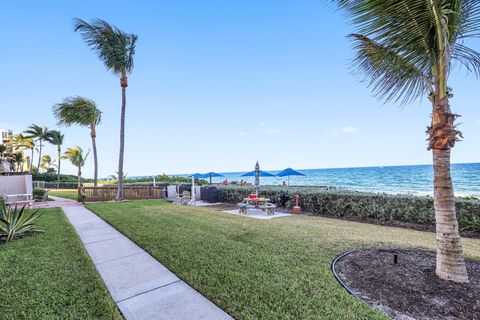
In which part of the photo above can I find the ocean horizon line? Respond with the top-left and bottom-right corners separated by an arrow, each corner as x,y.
122,161 -> 480,179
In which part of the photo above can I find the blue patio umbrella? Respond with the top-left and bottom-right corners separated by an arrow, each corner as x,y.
202,172 -> 224,185
242,161 -> 275,195
276,167 -> 305,186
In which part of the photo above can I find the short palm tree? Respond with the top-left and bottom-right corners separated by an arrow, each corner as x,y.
24,125 -> 52,171
11,151 -> 25,172
46,130 -> 64,188
11,134 -> 35,171
74,18 -> 138,201
0,145 -> 6,161
62,146 -> 89,189
40,155 -> 53,172
331,0 -> 480,283
53,97 -> 101,186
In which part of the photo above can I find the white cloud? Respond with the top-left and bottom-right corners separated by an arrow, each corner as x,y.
475,119 -> 480,126
258,122 -> 267,127
237,131 -> 249,136
266,129 -> 280,134
325,126 -> 359,136
341,126 -> 358,133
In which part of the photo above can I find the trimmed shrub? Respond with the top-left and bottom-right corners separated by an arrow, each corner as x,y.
33,188 -> 47,200
218,186 -> 480,232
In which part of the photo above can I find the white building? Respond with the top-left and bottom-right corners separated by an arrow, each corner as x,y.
1,129 -> 12,146
0,129 -> 13,172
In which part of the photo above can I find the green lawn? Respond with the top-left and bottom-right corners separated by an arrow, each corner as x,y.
85,200 -> 480,320
0,208 -> 122,320
48,189 -> 78,201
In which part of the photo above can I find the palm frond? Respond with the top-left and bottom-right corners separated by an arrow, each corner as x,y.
451,43 -> 480,77
74,18 -> 137,76
350,34 -> 430,104
331,0 -> 480,103
62,146 -> 89,167
53,96 -> 102,127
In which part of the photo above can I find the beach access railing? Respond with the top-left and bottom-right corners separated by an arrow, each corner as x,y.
82,186 -> 166,202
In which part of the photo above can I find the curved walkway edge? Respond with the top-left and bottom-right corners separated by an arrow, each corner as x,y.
61,202 -> 233,320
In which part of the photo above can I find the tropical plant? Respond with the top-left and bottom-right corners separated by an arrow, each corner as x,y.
11,151 -> 25,172
24,125 -> 52,171
74,18 -> 137,201
330,0 -> 480,283
0,145 -> 6,161
40,154 -> 53,172
46,130 -> 64,188
0,201 -> 43,243
62,146 -> 89,189
11,133 -> 35,172
53,97 -> 101,186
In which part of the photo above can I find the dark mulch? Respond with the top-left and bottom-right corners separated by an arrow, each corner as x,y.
334,248 -> 480,320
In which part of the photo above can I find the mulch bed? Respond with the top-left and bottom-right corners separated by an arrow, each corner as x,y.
334,248 -> 480,320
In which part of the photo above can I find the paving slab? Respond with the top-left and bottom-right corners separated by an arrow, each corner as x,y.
76,223 -> 124,245
61,202 -> 233,320
118,281 -> 232,320
223,208 -> 292,220
84,236 -> 144,264
96,252 -> 180,302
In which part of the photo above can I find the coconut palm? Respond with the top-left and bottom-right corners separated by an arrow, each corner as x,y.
46,130 -> 64,188
11,151 -> 25,172
62,146 -> 89,189
53,97 -> 101,186
11,134 -> 35,171
74,18 -> 138,201
40,155 -> 53,172
24,125 -> 52,171
0,145 -> 6,161
331,0 -> 480,283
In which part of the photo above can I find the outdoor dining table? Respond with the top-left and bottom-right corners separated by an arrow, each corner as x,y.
243,198 -> 271,207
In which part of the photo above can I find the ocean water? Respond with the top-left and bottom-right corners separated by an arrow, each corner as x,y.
204,163 -> 480,197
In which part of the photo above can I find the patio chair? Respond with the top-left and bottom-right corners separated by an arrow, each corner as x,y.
39,190 -> 49,207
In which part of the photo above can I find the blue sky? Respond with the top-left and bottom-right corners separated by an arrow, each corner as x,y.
1,0 -> 479,178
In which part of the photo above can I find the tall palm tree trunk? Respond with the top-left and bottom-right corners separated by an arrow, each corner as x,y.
37,141 -> 42,170
116,76 -> 127,201
91,126 -> 98,187
30,147 -> 34,171
430,92 -> 469,283
57,146 -> 61,189
77,166 -> 82,200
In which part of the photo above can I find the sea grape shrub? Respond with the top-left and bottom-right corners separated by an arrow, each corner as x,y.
218,186 -> 480,232
33,188 -> 47,200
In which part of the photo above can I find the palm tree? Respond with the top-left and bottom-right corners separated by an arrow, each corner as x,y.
11,134 -> 35,172
62,146 -> 89,190
24,125 -> 52,171
53,97 -> 101,186
40,155 -> 53,172
0,145 -> 6,161
11,151 -> 25,173
47,130 -> 64,188
0,145 -> 6,172
331,0 -> 480,283
74,18 -> 138,201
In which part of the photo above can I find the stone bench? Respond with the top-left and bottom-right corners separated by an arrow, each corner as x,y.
237,203 -> 255,215
258,203 -> 277,215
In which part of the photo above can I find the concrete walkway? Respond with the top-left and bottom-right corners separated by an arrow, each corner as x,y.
62,205 -> 233,320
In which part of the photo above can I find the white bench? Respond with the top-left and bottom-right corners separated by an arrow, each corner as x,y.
4,194 -> 34,208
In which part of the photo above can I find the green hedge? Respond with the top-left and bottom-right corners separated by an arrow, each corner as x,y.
217,186 -> 480,232
32,172 -> 93,183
